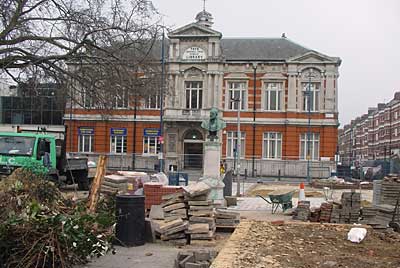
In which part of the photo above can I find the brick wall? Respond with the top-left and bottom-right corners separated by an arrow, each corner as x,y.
143,183 -> 183,210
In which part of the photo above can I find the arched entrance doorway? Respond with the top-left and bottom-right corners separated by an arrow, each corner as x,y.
183,129 -> 203,169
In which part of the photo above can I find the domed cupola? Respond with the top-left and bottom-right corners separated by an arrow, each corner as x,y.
195,9 -> 214,28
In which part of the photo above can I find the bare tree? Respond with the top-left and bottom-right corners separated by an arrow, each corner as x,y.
0,0 -> 164,109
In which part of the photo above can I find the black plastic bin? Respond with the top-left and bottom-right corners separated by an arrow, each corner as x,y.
115,195 -> 145,247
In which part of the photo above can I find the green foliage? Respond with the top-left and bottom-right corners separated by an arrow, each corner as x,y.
0,170 -> 116,268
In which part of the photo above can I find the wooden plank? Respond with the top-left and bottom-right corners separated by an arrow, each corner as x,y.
87,155 -> 107,213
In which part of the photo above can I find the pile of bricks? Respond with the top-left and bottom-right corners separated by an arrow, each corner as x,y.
293,201 -> 311,221
144,183 -> 183,210
360,206 -> 378,225
319,202 -> 333,222
330,191 -> 360,224
175,249 -> 216,268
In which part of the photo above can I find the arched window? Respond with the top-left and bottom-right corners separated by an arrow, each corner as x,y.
184,129 -> 203,141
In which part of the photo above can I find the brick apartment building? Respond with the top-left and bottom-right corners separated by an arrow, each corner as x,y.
64,9 -> 341,178
339,92 -> 400,166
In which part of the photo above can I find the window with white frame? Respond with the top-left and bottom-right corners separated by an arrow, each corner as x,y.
185,81 -> 203,109
228,82 -> 246,110
302,83 -> 320,112
264,83 -> 282,111
226,131 -> 246,158
110,129 -> 127,153
300,133 -> 320,160
144,95 -> 160,109
395,128 -> 398,137
78,129 -> 94,152
113,89 -> 128,108
263,132 -> 282,159
143,136 -> 160,155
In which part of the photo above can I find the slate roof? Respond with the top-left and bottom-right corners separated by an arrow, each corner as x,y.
220,38 -> 311,61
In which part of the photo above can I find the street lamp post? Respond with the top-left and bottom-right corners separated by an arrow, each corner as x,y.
159,28 -> 166,172
252,62 -> 257,178
306,69 -> 314,183
231,97 -> 241,196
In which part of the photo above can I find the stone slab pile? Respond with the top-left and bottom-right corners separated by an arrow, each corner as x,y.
331,192 -> 360,224
374,204 -> 399,229
153,218 -> 188,246
360,206 -> 378,225
373,180 -> 382,206
184,182 -> 215,242
175,249 -> 216,268
293,201 -> 311,221
380,176 -> 400,206
215,209 -> 240,229
162,192 -> 188,221
101,174 -> 128,194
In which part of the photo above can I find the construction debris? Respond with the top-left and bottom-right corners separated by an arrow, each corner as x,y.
175,249 -> 217,268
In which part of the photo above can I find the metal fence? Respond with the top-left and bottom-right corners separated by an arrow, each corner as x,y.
69,152 -> 334,179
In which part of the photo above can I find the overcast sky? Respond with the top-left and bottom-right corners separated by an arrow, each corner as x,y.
151,0 -> 400,126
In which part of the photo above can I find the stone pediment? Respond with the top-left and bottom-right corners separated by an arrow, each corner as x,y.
168,23 -> 222,38
287,51 -> 340,64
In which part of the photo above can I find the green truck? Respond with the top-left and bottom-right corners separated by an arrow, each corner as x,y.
0,129 -> 90,190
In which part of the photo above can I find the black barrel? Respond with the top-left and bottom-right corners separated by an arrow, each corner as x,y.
115,195 -> 145,247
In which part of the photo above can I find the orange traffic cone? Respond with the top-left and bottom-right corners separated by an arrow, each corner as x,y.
299,182 -> 305,201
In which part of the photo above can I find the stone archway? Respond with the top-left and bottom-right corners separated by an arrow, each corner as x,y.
183,129 -> 204,169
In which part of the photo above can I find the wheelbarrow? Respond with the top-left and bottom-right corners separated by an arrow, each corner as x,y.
257,191 -> 295,214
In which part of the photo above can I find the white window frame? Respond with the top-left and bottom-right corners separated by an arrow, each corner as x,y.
185,81 -> 203,109
263,82 -> 282,111
78,134 -> 94,153
143,136 -> 160,155
302,82 -> 320,112
110,135 -> 127,154
263,132 -> 282,159
144,95 -> 160,109
228,82 -> 246,110
300,133 -> 320,160
226,131 -> 246,158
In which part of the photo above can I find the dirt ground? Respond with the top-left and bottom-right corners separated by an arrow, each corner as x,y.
211,221 -> 400,268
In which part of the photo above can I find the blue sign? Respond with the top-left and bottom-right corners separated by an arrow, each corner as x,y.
110,128 -> 127,136
78,127 -> 94,135
143,128 -> 161,137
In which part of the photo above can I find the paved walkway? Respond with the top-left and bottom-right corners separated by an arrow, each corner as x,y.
79,243 -> 180,268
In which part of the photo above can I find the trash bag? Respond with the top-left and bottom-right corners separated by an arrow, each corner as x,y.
347,227 -> 367,243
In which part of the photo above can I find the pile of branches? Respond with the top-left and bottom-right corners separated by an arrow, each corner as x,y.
0,168 -> 115,268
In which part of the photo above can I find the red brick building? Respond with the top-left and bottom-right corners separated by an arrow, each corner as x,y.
65,9 -> 341,178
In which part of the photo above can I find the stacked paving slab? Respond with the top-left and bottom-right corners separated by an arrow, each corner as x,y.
331,192 -> 360,224
380,176 -> 400,206
101,174 -> 128,194
215,209 -> 240,228
184,182 -> 215,243
153,192 -> 189,246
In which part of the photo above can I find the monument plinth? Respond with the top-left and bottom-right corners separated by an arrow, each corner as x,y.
200,108 -> 226,206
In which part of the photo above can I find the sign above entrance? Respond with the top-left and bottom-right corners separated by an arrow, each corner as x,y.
143,128 -> 161,137
110,128 -> 127,136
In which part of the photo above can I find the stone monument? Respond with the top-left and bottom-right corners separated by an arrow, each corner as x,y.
200,108 -> 226,205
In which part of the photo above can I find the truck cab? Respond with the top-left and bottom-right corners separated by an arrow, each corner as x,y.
0,131 -> 90,190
